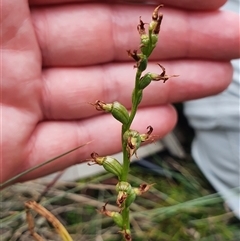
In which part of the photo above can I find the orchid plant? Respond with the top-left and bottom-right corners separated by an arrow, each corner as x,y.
88,5 -> 178,241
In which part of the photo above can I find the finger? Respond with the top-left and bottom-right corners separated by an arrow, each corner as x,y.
30,4 -> 239,67
29,0 -> 227,11
41,60 -> 232,120
2,0 -> 41,109
15,105 -> 177,182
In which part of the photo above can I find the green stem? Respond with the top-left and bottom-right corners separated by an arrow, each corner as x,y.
121,131 -> 129,182
122,207 -> 130,230
120,70 -> 142,238
120,68 -> 143,237
121,69 -> 142,181
126,69 -> 142,129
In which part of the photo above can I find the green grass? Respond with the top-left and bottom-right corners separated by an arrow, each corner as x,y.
1,158 -> 239,241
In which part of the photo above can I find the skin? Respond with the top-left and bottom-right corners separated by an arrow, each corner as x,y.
1,0 -> 239,184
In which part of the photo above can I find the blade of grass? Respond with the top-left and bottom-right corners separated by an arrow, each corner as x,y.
1,141 -> 92,188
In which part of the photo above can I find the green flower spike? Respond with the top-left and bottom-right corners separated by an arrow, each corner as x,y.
88,6 -> 178,240
88,152 -> 123,179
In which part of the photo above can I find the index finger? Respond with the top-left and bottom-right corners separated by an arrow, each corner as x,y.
30,4 -> 239,67
29,0 -> 227,11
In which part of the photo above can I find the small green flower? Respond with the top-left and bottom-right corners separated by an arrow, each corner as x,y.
99,203 -> 123,228
140,126 -> 153,142
127,50 -> 147,71
123,130 -> 142,158
88,153 -> 122,179
119,229 -> 132,241
116,181 -> 132,194
91,100 -> 129,125
138,64 -> 179,89
123,127 -> 153,158
149,5 -> 164,35
133,183 -> 155,196
138,73 -> 152,90
116,182 -> 132,207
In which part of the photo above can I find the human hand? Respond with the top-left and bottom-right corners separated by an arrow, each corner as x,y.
2,0 -> 239,184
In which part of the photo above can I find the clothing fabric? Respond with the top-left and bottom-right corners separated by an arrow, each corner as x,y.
184,0 -> 240,218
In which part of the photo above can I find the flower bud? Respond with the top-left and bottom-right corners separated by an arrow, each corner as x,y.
138,64 -> 178,89
137,18 -> 151,56
111,101 -> 129,125
149,5 -> 164,35
88,153 -> 122,179
124,188 -> 136,208
91,100 -> 129,125
111,211 -> 123,228
138,73 -> 152,90
116,181 -> 132,194
137,54 -> 148,72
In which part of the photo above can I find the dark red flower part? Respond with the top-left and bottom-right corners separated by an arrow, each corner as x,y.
137,17 -> 146,35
